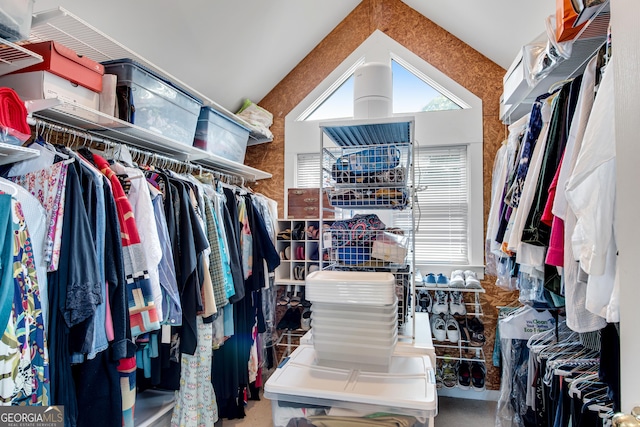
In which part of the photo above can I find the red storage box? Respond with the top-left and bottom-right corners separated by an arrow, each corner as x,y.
16,41 -> 104,92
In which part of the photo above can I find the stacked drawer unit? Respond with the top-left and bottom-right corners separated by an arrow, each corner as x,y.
305,270 -> 397,372
287,188 -> 334,219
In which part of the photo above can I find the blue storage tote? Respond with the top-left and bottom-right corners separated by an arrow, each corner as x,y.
193,107 -> 251,163
102,59 -> 202,146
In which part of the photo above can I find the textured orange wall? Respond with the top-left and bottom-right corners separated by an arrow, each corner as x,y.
245,0 -> 517,391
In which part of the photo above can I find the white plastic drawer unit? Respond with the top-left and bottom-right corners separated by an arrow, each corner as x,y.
264,344 -> 437,427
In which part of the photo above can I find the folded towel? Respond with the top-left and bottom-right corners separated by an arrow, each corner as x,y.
0,87 -> 30,142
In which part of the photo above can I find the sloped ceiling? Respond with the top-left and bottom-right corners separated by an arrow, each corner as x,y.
31,0 -> 554,113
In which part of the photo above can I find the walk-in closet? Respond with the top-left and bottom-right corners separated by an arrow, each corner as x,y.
0,0 -> 636,426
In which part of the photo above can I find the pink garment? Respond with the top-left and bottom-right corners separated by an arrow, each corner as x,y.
545,216 -> 565,266
541,153 -> 565,227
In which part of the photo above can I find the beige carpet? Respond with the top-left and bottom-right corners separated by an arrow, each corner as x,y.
222,396 -> 274,427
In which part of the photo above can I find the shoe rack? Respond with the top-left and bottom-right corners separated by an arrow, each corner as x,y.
275,218 -> 333,284
274,219 -> 325,361
416,277 -> 487,391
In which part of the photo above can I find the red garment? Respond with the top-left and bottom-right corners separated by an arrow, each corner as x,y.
541,153 -> 565,227
0,87 -> 30,137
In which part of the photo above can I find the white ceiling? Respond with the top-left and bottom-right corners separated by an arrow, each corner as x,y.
32,0 -> 554,113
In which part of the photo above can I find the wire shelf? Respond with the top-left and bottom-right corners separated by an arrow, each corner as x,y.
0,37 -> 42,76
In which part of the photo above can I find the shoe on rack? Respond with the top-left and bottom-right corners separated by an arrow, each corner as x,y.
441,357 -> 458,389
277,308 -> 294,330
435,360 -> 444,390
430,313 -> 447,342
449,270 -> 465,287
417,289 -> 432,313
436,273 -> 449,288
467,317 -> 486,347
423,273 -> 437,286
457,360 -> 471,390
288,307 -> 302,331
463,270 -> 481,288
300,308 -> 312,331
432,290 -> 449,315
471,360 -> 486,391
449,291 -> 467,316
445,314 -> 460,343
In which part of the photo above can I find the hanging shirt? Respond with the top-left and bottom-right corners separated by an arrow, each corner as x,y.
111,163 -> 164,323
0,179 -> 49,331
9,162 -> 68,271
565,60 -> 618,323
90,153 -> 160,337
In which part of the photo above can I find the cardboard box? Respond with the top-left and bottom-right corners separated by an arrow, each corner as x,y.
287,188 -> 334,219
0,70 -> 99,110
18,41 -> 105,92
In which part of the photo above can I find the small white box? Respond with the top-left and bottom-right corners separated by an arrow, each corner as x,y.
502,48 -> 530,107
0,71 -> 99,110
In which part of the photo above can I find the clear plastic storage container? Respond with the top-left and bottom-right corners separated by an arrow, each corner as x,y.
0,0 -> 34,42
193,106 -> 250,163
265,345 -> 437,427
102,59 -> 202,146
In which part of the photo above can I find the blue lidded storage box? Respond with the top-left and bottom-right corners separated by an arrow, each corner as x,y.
194,106 -> 251,163
102,59 -> 202,146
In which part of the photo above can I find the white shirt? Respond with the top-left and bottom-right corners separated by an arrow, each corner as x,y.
565,59 -> 618,322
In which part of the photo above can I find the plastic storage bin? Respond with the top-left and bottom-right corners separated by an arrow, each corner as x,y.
0,0 -> 34,42
264,345 -> 437,427
193,106 -> 250,163
305,270 -> 396,305
102,59 -> 202,146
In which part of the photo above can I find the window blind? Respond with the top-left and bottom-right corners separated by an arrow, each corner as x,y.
296,153 -> 321,188
395,145 -> 469,264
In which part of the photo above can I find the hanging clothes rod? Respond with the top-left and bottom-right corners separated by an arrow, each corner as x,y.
26,116 -> 249,186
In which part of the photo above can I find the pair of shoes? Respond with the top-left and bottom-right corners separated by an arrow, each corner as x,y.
296,246 -> 305,260
292,223 -> 306,240
431,290 -> 467,316
276,307 -> 302,330
441,357 -> 457,388
450,291 -> 467,316
466,317 -> 486,347
293,265 -> 306,281
280,246 -> 291,260
416,289 -> 432,313
450,270 -> 482,288
306,225 -> 319,239
458,360 -> 471,389
471,359 -> 486,391
430,313 -> 459,342
423,273 -> 449,287
277,229 -> 291,240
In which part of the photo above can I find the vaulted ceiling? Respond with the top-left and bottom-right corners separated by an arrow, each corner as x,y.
32,0 -> 555,113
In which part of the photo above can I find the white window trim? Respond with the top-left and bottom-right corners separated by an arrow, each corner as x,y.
284,30 -> 484,274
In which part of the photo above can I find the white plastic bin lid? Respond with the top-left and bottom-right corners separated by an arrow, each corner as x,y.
264,344 -> 437,420
306,270 -> 396,305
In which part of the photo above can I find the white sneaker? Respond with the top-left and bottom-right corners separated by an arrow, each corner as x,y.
431,313 -> 447,341
463,270 -> 481,288
449,291 -> 467,316
445,314 -> 460,343
432,290 -> 449,315
449,270 -> 465,287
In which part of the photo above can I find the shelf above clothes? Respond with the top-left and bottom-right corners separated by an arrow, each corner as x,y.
500,2 -> 610,124
0,142 -> 40,166
28,6 -> 273,146
0,37 -> 43,76
28,100 -> 271,181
